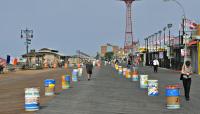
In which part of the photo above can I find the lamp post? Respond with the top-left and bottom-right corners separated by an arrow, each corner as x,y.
167,23 -> 172,68
163,27 -> 167,45
155,33 -> 158,58
164,0 -> 188,63
158,30 -> 162,49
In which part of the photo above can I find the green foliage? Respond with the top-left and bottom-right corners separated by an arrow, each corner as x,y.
104,52 -> 114,60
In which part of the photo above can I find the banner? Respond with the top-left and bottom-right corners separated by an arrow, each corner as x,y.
198,42 -> 200,75
0,57 -> 7,67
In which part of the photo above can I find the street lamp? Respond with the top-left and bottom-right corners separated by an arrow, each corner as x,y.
163,0 -> 188,63
158,30 -> 162,49
155,33 -> 158,56
163,27 -> 167,45
167,24 -> 172,47
167,23 -> 172,68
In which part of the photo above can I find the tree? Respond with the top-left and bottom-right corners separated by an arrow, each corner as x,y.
104,52 -> 114,61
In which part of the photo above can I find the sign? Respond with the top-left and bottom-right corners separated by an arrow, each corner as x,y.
159,52 -> 163,59
181,48 -> 190,57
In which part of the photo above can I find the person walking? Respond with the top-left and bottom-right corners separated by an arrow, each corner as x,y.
86,61 -> 93,81
181,61 -> 192,101
153,58 -> 159,73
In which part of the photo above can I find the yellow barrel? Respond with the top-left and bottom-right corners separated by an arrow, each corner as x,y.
44,79 -> 56,96
126,69 -> 131,78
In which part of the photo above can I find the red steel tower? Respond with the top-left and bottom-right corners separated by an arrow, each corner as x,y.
121,0 -> 138,54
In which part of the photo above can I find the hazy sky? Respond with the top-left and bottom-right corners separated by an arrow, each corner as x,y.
0,0 -> 199,58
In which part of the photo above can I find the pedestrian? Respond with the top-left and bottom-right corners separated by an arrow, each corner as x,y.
86,61 -> 93,81
153,58 -> 159,73
0,65 -> 3,74
181,61 -> 192,101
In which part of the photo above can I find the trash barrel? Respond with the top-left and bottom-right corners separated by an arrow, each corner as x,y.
78,68 -> 83,77
132,70 -> 139,81
62,75 -> 70,89
140,75 -> 148,88
118,66 -> 123,75
25,88 -> 40,111
72,69 -> 78,82
148,80 -> 159,96
166,85 -> 180,109
44,79 -> 56,96
123,68 -> 127,76
126,69 -> 131,79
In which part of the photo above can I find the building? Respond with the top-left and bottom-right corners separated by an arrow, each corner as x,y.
22,48 -> 66,69
100,43 -> 119,57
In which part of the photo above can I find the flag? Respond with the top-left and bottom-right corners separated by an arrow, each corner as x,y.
0,57 -> 7,67
185,19 -> 197,30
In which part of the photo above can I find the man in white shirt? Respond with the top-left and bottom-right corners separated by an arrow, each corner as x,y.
153,58 -> 159,73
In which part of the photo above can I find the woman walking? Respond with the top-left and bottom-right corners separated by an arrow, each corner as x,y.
86,61 -> 93,81
181,61 -> 192,101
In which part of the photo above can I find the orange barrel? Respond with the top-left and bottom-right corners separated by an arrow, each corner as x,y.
140,75 -> 148,88
62,75 -> 70,89
148,80 -> 159,96
77,64 -> 81,68
44,79 -> 56,96
132,70 -> 139,81
25,88 -> 40,111
126,69 -> 131,79
72,69 -> 78,82
64,63 -> 68,69
78,68 -> 83,77
44,63 -> 48,68
166,85 -> 180,109
53,63 -> 57,68
123,68 -> 127,76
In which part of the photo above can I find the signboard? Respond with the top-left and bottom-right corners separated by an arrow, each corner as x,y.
159,52 -> 163,59
181,49 -> 190,57
198,42 -> 200,75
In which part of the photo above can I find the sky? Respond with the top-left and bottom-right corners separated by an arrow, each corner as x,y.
0,0 -> 199,58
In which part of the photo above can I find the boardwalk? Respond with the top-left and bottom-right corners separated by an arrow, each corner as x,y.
36,65 -> 200,114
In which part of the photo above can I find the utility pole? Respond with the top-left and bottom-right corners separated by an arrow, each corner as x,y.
21,28 -> 33,67
21,28 -> 33,54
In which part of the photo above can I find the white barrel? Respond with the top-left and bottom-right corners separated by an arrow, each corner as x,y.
123,68 -> 127,76
72,69 -> 78,82
140,75 -> 148,88
25,88 -> 40,111
118,66 -> 123,75
148,80 -> 159,96
78,68 -> 83,77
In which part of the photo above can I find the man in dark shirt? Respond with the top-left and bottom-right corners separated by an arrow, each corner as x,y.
86,61 -> 93,80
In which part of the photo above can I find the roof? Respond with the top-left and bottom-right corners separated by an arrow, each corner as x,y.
39,48 -> 59,53
22,52 -> 44,57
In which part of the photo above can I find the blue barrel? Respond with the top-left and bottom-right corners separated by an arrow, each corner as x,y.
166,85 -> 180,109
44,79 -> 56,96
25,88 -> 40,111
66,75 -> 71,82
66,75 -> 70,88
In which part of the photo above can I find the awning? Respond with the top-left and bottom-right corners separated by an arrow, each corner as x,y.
188,40 -> 198,46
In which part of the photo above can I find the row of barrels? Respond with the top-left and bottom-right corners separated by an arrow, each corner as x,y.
24,67 -> 83,111
114,64 -> 180,110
